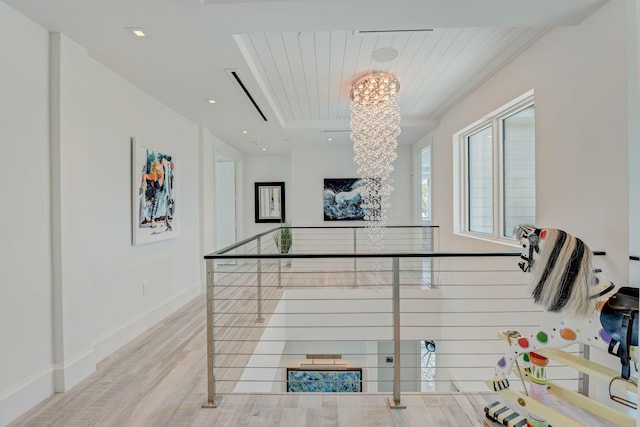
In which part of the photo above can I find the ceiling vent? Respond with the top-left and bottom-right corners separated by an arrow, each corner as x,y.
225,69 -> 268,122
355,29 -> 433,35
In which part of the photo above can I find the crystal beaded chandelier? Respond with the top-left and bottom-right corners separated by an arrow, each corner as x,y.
350,72 -> 401,251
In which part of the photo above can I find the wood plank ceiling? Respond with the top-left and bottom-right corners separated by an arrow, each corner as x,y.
234,27 -> 548,138
4,0 -> 607,150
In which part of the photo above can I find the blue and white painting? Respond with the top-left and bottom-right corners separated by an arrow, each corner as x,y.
323,178 -> 365,221
287,369 -> 362,392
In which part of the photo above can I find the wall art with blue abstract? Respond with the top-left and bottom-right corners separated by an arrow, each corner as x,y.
287,368 -> 362,392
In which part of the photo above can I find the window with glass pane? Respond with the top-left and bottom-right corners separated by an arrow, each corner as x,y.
503,105 -> 535,237
454,91 -> 535,243
421,147 -> 431,222
467,126 -> 493,234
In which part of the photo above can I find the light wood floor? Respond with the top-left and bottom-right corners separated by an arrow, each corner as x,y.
9,293 -> 621,426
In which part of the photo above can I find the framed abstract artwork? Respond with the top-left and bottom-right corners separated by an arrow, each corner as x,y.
286,368 -> 362,392
131,137 -> 177,245
323,178 -> 365,221
255,182 -> 285,223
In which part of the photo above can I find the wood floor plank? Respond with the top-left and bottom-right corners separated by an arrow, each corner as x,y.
361,395 -> 393,426
452,393 -> 490,425
401,393 -> 437,426
319,394 -> 338,426
281,407 -> 308,427
8,275 -> 627,427
303,407 -> 322,427
264,404 -> 284,427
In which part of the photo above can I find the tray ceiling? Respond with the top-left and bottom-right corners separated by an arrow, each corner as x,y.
2,0 -> 609,152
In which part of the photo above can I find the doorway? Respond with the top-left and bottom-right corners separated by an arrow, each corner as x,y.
421,339 -> 436,392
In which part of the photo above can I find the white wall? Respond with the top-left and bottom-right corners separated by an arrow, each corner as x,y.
376,341 -> 421,393
627,0 -> 640,287
0,3 -> 54,423
415,0 -> 629,271
242,153 -> 291,239
625,5 -> 640,420
53,33 -> 203,380
290,143 -> 412,228
200,128 -> 215,288
414,0 -> 630,403
1,11 -> 207,424
1,0 -> 634,423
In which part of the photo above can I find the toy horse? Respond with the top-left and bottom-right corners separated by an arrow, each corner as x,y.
491,225 -> 638,396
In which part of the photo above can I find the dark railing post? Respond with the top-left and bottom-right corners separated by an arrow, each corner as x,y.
202,259 -> 220,408
389,257 -> 406,409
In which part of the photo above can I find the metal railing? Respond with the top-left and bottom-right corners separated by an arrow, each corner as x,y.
202,226 -> 588,408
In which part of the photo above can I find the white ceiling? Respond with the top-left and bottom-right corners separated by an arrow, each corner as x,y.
3,0 -> 608,153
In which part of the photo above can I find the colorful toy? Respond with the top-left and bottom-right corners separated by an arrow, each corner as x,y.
526,352 -> 549,427
491,226 -> 638,401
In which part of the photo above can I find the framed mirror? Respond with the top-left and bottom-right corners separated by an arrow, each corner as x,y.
254,182 -> 285,223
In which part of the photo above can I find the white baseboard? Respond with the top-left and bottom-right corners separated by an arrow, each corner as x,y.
0,282 -> 202,427
92,281 -> 202,363
53,346 -> 96,392
0,347 -> 96,426
0,366 -> 55,427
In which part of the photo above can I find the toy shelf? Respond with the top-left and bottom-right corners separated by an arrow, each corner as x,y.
487,331 -> 637,427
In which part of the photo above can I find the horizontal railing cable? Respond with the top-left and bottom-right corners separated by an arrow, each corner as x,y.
203,226 -> 601,407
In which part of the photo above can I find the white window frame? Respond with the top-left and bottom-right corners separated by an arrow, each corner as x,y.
453,90 -> 535,245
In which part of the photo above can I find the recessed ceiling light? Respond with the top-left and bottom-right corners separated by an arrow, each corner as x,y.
327,138 -> 333,141
206,98 -> 216,104
242,130 -> 248,134
261,148 -> 267,151
125,27 -> 149,38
